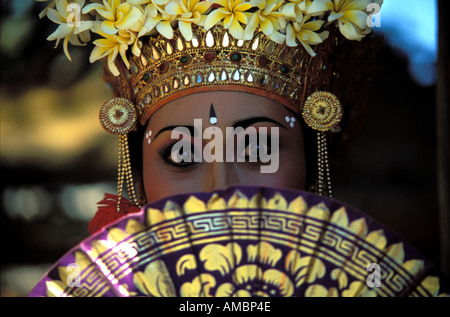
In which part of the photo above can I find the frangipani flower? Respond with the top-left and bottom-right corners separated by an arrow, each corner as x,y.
39,0 -> 383,77
286,13 -> 329,56
89,23 -> 141,76
44,0 -> 93,61
324,0 -> 381,41
37,0 -> 56,19
165,0 -> 212,41
138,2 -> 176,39
82,0 -> 144,35
244,0 -> 286,44
204,0 -> 253,40
280,0 -> 330,19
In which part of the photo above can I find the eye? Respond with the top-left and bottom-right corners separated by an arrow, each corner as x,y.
161,142 -> 200,168
239,135 -> 271,161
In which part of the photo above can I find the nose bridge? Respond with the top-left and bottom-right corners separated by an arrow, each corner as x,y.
202,161 -> 238,192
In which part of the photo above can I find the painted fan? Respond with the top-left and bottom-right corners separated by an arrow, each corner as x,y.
29,186 -> 449,297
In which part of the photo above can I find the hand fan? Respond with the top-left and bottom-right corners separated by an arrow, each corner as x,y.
29,186 -> 449,297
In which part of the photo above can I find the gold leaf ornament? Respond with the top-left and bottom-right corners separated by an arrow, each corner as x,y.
302,91 -> 343,132
99,97 -> 137,135
133,260 -> 176,297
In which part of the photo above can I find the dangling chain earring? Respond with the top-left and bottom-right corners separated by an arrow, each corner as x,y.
117,134 -> 139,211
316,131 -> 332,197
302,91 -> 343,197
100,97 -> 141,211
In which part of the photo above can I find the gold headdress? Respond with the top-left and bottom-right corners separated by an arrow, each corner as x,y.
39,0 -> 383,207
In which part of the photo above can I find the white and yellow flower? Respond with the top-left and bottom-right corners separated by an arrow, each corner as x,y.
280,0 -> 330,19
82,0 -> 144,35
204,0 -> 253,40
285,13 -> 329,56
89,23 -> 141,76
37,0 -> 56,19
38,0 -> 384,76
165,0 -> 212,41
138,1 -> 176,39
299,0 -> 332,15
44,0 -> 93,61
324,0 -> 382,41
244,0 -> 286,44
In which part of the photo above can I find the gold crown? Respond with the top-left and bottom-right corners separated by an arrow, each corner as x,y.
106,24 -> 336,126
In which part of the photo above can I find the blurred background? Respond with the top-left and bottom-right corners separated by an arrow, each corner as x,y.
1,0 -> 448,296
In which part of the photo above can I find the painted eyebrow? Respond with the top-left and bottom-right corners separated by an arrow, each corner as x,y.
152,116 -> 287,141
231,117 -> 288,130
153,125 -> 197,141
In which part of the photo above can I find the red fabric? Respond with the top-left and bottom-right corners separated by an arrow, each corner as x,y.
88,193 -> 140,234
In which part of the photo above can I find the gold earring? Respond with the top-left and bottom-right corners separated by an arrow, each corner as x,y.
100,97 -> 140,211
302,91 -> 343,197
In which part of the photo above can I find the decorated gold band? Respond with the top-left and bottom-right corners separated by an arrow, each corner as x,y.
106,25 -> 336,125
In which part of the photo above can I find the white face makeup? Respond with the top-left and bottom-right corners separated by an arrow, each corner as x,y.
285,116 -> 297,128
145,130 -> 152,144
141,91 -> 306,204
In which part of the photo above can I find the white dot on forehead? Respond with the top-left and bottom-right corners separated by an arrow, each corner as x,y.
209,117 -> 218,125
209,104 -> 218,125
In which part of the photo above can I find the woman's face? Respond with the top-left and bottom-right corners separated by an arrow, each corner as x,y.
142,91 -> 306,203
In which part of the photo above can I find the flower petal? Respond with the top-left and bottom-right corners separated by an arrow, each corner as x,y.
47,24 -> 73,41
303,19 -> 325,31
308,0 -> 332,15
260,17 -> 274,35
194,1 -> 212,14
204,9 -> 227,30
156,20 -> 174,39
346,0 -> 372,11
343,9 -> 369,30
46,7 -> 64,24
179,20 -> 193,41
73,21 -> 93,35
165,1 -> 185,15
280,3 -> 297,19
115,6 -> 144,30
285,23 -> 298,47
243,13 -> 259,40
228,17 -> 244,39
299,39 -> 316,57
223,14 -> 233,29
328,12 -> 344,22
268,30 -> 285,44
62,36 -> 72,61
102,20 -> 119,35
338,18 -> 364,40
234,2 -> 252,12
90,45 -> 110,63
234,11 -> 248,25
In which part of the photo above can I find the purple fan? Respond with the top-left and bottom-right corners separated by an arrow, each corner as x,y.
29,186 -> 449,297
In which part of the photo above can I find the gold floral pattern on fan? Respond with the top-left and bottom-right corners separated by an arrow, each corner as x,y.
132,241 -> 327,297
183,242 -> 327,297
35,188 -> 450,297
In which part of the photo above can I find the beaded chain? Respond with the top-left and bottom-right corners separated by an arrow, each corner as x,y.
317,132 -> 333,198
117,134 -> 140,212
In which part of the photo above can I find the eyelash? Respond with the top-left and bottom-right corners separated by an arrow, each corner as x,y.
161,142 -> 199,168
239,134 -> 272,160
160,134 -> 273,168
